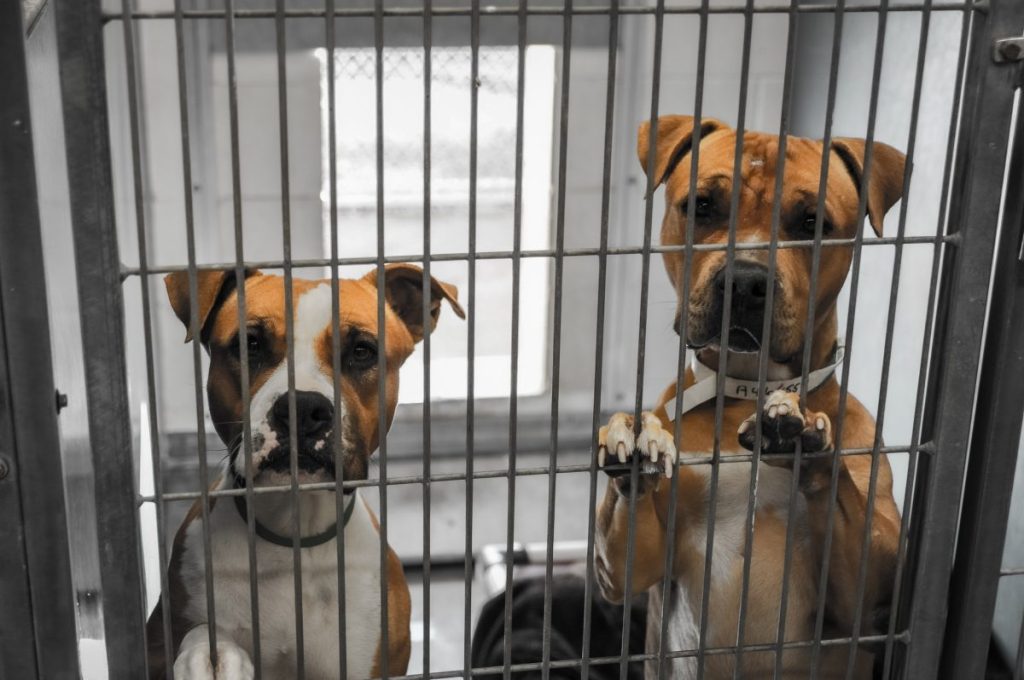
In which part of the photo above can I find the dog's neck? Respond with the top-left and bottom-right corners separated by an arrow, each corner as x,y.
245,487 -> 342,538
696,313 -> 839,382
696,349 -> 797,381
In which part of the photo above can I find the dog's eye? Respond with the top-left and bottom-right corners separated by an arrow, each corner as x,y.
682,195 -> 714,220
229,328 -> 263,362
799,214 -> 833,237
350,340 -> 378,369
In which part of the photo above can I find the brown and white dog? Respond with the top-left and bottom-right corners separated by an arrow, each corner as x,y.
595,116 -> 905,678
146,264 -> 464,679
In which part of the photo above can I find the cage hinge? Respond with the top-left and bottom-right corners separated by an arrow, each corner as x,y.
993,37 -> 1024,63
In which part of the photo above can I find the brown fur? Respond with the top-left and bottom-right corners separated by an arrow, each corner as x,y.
366,500 -> 413,677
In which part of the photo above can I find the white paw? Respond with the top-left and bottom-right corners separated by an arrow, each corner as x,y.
173,639 -> 254,680
597,411 -> 677,478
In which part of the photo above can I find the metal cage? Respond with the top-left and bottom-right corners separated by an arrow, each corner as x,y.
3,0 -> 1024,678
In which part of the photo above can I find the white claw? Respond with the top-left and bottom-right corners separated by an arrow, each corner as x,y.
650,440 -> 659,463
768,405 -> 778,419
816,417 -> 825,431
664,458 -> 674,479
598,446 -> 607,467
617,441 -> 627,464
738,419 -> 751,434
778,403 -> 790,416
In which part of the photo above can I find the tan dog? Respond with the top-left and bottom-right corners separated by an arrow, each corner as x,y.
146,264 -> 464,679
595,115 -> 904,679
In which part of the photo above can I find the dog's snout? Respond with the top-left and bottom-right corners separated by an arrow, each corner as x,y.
271,391 -> 334,438
715,261 -> 769,306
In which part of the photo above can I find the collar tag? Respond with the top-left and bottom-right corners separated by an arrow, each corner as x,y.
661,345 -> 844,419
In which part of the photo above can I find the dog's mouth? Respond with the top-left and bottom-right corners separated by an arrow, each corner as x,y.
687,326 -> 761,351
724,325 -> 762,353
258,445 -> 336,478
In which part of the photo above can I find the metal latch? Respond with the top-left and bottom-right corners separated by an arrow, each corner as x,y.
994,37 -> 1024,63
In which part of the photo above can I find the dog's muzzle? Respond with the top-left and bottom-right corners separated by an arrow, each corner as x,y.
709,260 -> 773,353
259,390 -> 337,477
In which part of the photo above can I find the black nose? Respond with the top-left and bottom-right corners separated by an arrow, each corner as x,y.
715,260 -> 770,307
271,391 -> 334,439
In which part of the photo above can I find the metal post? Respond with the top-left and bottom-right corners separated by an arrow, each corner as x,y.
0,2 -> 81,677
905,0 -> 1024,675
939,48 -> 1024,679
52,0 -> 149,675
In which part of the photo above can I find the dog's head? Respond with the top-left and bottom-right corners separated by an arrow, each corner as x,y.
165,264 -> 464,487
638,115 -> 905,364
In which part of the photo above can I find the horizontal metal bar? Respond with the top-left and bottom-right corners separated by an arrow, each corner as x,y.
1001,568 -> 1024,577
103,1 -> 973,22
139,443 -> 921,503
309,631 -> 909,680
121,234 -> 954,278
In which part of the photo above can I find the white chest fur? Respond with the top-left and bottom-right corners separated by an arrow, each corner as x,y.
643,460 -> 807,680
179,489 -> 382,680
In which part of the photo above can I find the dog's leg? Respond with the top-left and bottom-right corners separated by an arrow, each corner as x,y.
173,625 -> 254,680
736,390 -> 900,651
594,412 -> 678,604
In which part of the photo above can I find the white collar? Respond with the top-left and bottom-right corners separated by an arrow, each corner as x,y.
660,344 -> 845,418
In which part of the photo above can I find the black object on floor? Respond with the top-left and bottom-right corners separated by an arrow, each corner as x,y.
470,573 -> 648,680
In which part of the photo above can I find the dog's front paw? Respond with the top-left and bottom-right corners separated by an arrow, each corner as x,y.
737,390 -> 833,462
598,411 -> 677,486
173,638 -> 254,680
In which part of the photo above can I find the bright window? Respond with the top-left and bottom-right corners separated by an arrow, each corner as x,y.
315,46 -> 556,403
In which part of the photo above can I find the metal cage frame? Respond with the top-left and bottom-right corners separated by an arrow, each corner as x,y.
4,0 -> 1024,678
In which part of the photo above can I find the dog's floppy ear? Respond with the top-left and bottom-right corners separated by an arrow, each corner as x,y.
637,115 -> 726,197
164,269 -> 260,343
832,138 -> 907,237
363,263 -> 466,343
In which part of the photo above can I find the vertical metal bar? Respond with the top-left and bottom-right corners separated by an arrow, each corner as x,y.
733,0 -> 805,674
805,0 -> 893,674
772,4 -> 834,675
52,0 -> 148,674
463,3 -> 479,678
502,1 -> 526,677
421,1 -> 434,676
656,2 -> 712,677
580,4 -> 618,679
118,0 -> 175,674
881,6 -> 970,677
840,4 -> 934,677
0,3 -> 81,674
373,2 -> 391,676
325,5 -> 350,677
622,1 -> 669,678
696,0 -> 755,674
541,2 -> 572,678
940,66 -> 1024,680
1016,609 -> 1024,680
618,457 -> 642,680
905,0 -> 1024,674
221,0 -> 262,672
274,2 -> 307,676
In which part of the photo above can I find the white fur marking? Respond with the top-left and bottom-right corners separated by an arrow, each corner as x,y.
239,284 -> 341,478
179,482 -> 382,678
